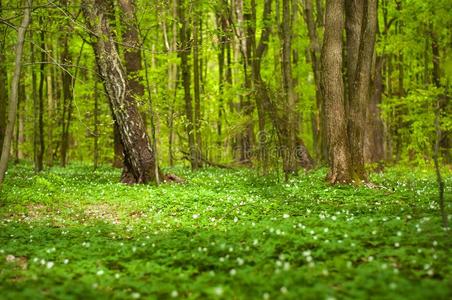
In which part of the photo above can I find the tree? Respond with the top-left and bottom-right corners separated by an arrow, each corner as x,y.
82,0 -> 158,184
345,0 -> 377,181
321,0 -> 377,184
178,0 -> 198,170
0,0 -> 31,186
321,0 -> 353,183
0,0 -> 7,153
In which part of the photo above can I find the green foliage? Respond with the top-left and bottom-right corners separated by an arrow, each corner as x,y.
380,86 -> 449,163
0,164 -> 451,299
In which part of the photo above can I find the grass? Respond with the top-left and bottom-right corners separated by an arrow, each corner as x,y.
0,163 -> 451,299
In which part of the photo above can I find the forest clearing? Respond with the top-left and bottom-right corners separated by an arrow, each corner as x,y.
0,0 -> 451,299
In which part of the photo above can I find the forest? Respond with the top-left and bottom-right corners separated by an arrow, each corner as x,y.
0,0 -> 451,299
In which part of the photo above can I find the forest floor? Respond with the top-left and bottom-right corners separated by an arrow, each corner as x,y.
0,163 -> 451,299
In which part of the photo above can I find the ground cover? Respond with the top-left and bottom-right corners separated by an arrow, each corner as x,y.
0,163 -> 450,299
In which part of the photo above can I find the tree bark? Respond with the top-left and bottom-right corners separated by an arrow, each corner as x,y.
280,0 -> 299,178
431,29 -> 451,163
60,0 -> 73,167
0,0 -> 31,185
0,0 -> 7,154
321,0 -> 353,184
346,0 -> 377,181
193,13 -> 203,167
46,55 -> 54,166
93,78 -> 99,169
118,0 -> 160,180
37,20 -> 46,171
364,54 -> 385,164
82,0 -> 158,184
302,0 -> 326,162
178,0 -> 198,170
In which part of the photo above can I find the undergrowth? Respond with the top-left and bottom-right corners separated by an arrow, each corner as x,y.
0,163 -> 451,299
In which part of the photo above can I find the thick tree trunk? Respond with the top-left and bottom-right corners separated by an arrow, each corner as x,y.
346,0 -> 377,181
321,0 -> 353,183
82,0 -> 158,184
112,124 -> 124,168
118,0 -> 160,181
0,0 -> 31,185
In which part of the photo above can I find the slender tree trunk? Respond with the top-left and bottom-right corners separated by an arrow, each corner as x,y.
302,0 -> 326,162
364,54 -> 385,164
31,39 -> 39,170
235,0 -> 254,164
321,0 -> 353,184
60,20 -> 72,167
167,0 -> 178,167
0,0 -> 7,154
15,85 -> 25,162
46,57 -> 54,166
93,79 -> 99,169
216,11 -> 226,157
178,0 -> 198,170
252,0 -> 271,174
280,0 -> 299,178
37,21 -> 45,171
193,13 -> 203,167
82,0 -> 159,184
0,0 -> 31,186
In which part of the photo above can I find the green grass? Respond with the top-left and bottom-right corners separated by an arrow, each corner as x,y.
0,163 -> 451,299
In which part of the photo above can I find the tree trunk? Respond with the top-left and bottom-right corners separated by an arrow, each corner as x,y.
46,57 -> 54,167
321,0 -> 353,183
60,0 -> 73,167
178,0 -> 198,170
364,54 -> 385,164
15,85 -> 25,163
118,0 -> 160,180
280,0 -> 299,178
82,0 -> 158,184
37,21 -> 45,171
252,0 -> 271,174
193,13 -> 203,167
431,29 -> 451,163
346,0 -> 377,181
0,0 -> 31,185
302,0 -> 327,162
167,0 -> 178,167
0,0 -> 7,154
31,39 -> 39,169
235,0 -> 254,164
93,77 -> 99,169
